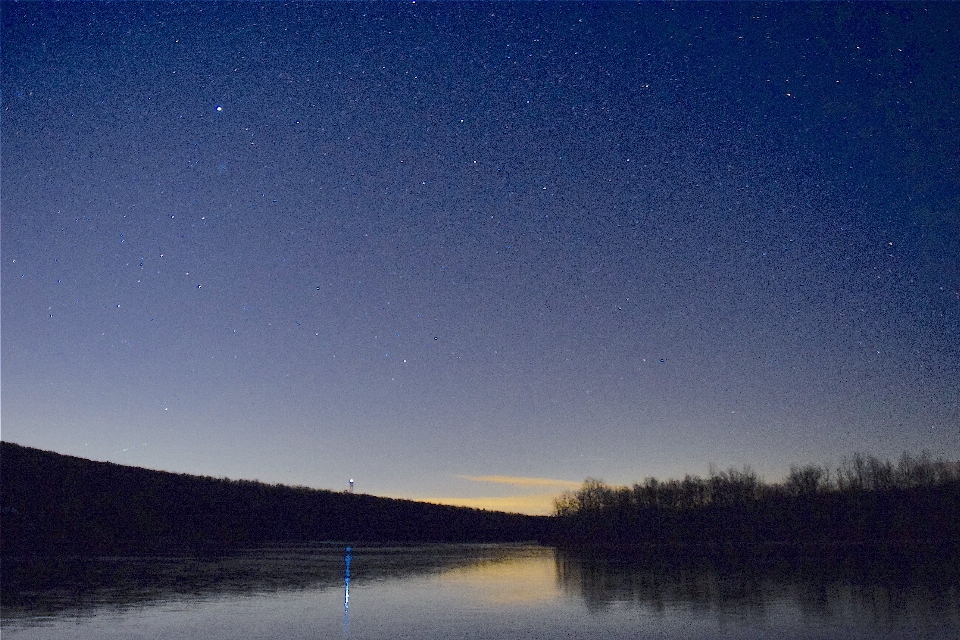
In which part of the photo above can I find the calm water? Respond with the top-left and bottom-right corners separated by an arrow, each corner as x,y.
3,544 -> 959,639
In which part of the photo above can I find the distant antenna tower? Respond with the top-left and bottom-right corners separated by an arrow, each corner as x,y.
348,478 -> 354,494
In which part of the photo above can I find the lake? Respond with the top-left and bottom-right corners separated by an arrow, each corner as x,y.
3,543 -> 959,639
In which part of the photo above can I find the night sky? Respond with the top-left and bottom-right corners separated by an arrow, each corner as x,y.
3,2 -> 958,515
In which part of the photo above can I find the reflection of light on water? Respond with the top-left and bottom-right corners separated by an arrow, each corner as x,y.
343,546 -> 351,638
436,550 -> 560,606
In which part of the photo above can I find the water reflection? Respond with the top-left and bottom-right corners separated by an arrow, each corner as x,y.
0,543 -> 542,621
343,546 -> 351,637
1,544 -> 351,620
4,544 -> 960,639
555,546 -> 960,633
435,547 -> 558,606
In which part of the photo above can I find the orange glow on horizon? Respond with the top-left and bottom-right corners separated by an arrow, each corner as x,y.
412,493 -> 560,516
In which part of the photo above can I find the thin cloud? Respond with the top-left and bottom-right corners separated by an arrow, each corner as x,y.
458,475 -> 581,488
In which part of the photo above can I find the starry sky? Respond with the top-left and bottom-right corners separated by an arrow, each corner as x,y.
3,2 -> 958,515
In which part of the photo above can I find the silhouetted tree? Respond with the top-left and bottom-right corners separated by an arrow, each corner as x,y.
552,451 -> 960,550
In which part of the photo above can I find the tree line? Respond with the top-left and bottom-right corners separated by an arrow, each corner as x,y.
553,453 -> 960,550
4,442 -> 958,559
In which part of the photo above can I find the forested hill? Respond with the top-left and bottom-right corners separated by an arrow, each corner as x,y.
0,442 -> 551,556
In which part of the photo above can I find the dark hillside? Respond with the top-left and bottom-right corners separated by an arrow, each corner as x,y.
0,442 -> 552,557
